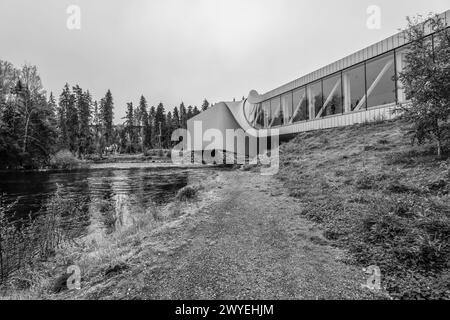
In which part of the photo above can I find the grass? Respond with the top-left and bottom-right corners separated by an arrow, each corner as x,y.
0,175 -> 214,299
277,119 -> 450,300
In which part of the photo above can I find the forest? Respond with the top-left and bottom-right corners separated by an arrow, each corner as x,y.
0,59 -> 210,169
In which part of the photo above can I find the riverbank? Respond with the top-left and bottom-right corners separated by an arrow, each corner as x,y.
1,167 -> 386,300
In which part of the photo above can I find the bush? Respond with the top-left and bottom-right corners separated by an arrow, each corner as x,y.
49,150 -> 81,169
175,185 -> 200,202
0,186 -> 87,285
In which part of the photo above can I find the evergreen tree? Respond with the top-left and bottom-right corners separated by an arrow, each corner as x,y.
57,84 -> 71,149
155,103 -> 166,148
65,86 -> 78,154
124,102 -> 135,153
193,106 -> 200,116
172,106 -> 180,128
138,95 -> 148,151
179,102 -> 187,129
101,90 -> 114,146
77,89 -> 92,157
187,105 -> 193,120
201,99 -> 209,111
148,105 -> 157,147
166,111 -> 173,148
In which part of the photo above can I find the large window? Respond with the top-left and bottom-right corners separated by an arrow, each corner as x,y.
343,63 -> 366,112
292,87 -> 308,122
254,103 -> 264,128
307,81 -> 323,118
262,100 -> 271,128
270,97 -> 282,127
321,73 -> 343,117
244,101 -> 258,125
366,53 -> 396,108
281,92 -> 293,124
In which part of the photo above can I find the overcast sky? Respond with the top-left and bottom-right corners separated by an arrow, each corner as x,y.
0,0 -> 448,122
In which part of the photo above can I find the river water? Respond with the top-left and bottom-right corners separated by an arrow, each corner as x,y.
0,163 -> 214,235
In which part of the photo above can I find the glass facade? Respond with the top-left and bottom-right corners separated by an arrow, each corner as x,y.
308,81 -> 323,118
262,100 -> 270,128
243,27 -> 445,129
322,74 -> 343,116
292,87 -> 308,123
270,96 -> 282,127
255,103 -> 264,128
366,53 -> 396,108
343,63 -> 366,111
281,92 -> 293,124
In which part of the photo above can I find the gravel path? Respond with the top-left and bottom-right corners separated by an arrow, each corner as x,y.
129,170 -> 376,300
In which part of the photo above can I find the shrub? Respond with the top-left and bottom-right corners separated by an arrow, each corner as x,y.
49,150 -> 81,169
0,186 -> 87,285
175,185 -> 199,201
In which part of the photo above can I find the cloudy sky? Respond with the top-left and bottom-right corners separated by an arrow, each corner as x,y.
0,0 -> 448,122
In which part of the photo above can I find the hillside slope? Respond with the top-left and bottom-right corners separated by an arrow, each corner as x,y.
277,119 -> 450,300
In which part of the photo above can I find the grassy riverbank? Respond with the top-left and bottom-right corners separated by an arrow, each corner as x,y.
0,174 -> 215,299
277,119 -> 450,299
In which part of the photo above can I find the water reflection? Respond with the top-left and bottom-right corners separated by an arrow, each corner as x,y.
0,166 -> 210,236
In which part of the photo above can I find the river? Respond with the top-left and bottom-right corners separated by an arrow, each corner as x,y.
0,163 -> 214,236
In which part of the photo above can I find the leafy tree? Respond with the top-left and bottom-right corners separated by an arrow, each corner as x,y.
397,14 -> 450,157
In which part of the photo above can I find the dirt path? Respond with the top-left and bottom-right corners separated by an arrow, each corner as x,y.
78,170 -> 377,300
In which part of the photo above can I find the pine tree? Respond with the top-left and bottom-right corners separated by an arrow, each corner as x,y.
172,106 -> 180,129
77,89 -> 92,157
179,102 -> 187,129
142,108 -> 151,150
57,84 -> 71,149
148,105 -> 157,147
201,99 -> 209,111
124,102 -> 135,153
193,106 -> 200,116
166,111 -> 173,148
187,105 -> 193,120
66,86 -> 79,154
101,90 -> 114,146
155,103 -> 166,148
138,95 -> 148,151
